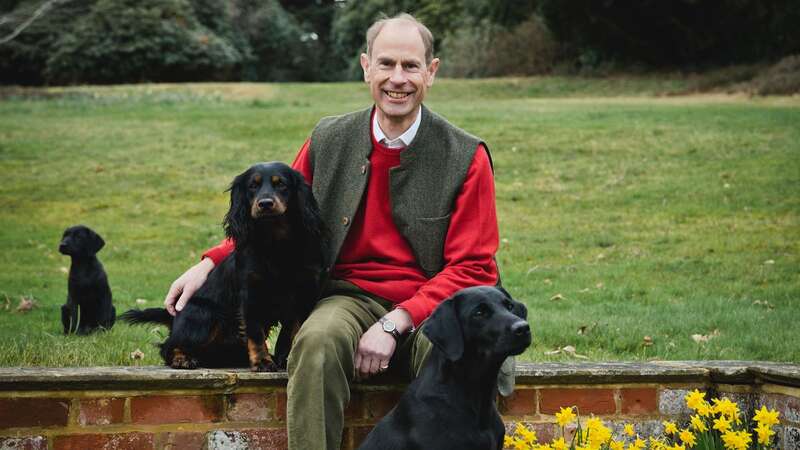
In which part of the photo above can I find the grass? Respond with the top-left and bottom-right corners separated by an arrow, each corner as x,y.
0,76 -> 798,367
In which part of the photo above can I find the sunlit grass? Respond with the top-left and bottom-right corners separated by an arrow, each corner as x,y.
0,78 -> 798,366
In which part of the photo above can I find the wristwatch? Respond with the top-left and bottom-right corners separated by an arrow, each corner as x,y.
379,317 -> 401,340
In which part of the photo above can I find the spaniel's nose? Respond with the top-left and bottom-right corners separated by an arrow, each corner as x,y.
258,198 -> 275,210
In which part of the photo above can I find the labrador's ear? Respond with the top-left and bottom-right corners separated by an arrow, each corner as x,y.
496,286 -> 527,320
86,228 -> 105,255
423,297 -> 464,362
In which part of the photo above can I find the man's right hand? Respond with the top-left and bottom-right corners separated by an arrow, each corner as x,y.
164,257 -> 215,316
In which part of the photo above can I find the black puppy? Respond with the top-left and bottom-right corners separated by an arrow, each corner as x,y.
122,162 -> 326,371
359,286 -> 531,450
59,225 -> 116,334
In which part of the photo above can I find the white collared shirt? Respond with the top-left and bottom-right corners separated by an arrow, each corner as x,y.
372,106 -> 422,149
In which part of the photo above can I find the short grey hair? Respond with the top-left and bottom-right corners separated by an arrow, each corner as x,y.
365,13 -> 435,64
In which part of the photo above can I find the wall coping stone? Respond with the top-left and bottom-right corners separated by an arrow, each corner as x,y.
0,361 -> 797,392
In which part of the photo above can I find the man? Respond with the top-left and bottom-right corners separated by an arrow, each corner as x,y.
164,13 -> 499,450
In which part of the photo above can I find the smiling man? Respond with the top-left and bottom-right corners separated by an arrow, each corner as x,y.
164,13 -> 499,450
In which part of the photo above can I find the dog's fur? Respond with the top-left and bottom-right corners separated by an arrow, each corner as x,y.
121,162 -> 326,371
59,225 -> 116,334
358,286 -> 531,450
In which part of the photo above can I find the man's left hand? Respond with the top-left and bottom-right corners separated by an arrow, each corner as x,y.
355,308 -> 413,379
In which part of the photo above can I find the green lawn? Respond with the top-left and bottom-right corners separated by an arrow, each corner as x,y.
0,78 -> 798,366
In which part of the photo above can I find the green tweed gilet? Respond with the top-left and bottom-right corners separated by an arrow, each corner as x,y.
307,104 -> 488,279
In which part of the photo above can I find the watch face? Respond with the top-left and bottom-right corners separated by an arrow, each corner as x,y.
382,319 -> 396,332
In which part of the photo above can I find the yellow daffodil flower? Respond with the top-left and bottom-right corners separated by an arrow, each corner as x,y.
753,405 -> 780,426
551,437 -> 568,450
624,423 -> 635,436
713,415 -> 732,433
684,389 -> 706,410
690,414 -> 708,432
663,421 -> 679,435
679,429 -> 696,447
515,423 -> 538,444
555,406 -> 576,427
712,398 -> 740,423
756,422 -> 775,445
610,440 -> 625,450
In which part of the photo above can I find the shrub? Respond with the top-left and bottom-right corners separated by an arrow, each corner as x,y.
440,15 -> 558,78
751,55 -> 800,96
44,0 -> 242,84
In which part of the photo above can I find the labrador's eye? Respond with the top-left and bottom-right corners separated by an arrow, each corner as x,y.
473,304 -> 489,318
504,301 -> 513,311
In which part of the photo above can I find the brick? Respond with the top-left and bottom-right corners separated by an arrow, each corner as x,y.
0,398 -> 69,428
53,432 -> 154,450
499,388 -> 537,416
364,391 -> 402,420
658,388 -> 694,416
621,388 -> 658,414
540,388 -> 615,415
0,436 -> 47,450
77,398 -> 125,426
227,393 -> 273,422
785,426 -> 800,450
130,395 -> 223,425
157,431 -> 207,450
207,429 -> 287,450
276,392 -> 287,422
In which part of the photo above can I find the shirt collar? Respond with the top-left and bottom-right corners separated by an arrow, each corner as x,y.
372,106 -> 422,148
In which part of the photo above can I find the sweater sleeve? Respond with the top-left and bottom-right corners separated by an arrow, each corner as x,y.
201,139 -> 314,265
395,144 -> 499,326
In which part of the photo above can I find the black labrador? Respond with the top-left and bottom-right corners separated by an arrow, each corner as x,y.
59,225 -> 116,334
358,286 -> 531,450
121,162 -> 326,371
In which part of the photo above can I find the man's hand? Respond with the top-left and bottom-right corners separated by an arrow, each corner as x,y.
164,257 -> 215,316
355,308 -> 413,379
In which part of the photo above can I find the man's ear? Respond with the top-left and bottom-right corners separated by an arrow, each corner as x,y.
422,297 -> 463,362
426,57 -> 440,87
360,53 -> 370,82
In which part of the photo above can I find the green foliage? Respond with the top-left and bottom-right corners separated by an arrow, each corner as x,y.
539,0 -> 800,69
44,0 -> 242,84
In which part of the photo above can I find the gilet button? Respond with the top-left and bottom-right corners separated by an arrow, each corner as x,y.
342,216 -> 350,226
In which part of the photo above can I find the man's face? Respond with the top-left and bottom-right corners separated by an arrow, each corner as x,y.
360,21 -> 439,127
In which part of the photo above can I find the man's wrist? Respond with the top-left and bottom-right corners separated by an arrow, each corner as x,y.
382,308 -> 414,335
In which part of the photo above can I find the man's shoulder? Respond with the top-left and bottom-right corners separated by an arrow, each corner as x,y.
313,107 -> 372,135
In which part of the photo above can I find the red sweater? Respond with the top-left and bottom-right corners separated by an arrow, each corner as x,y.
203,128 -> 499,326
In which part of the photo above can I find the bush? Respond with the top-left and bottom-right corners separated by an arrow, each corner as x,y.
44,0 -> 242,84
440,15 -> 558,78
751,55 -> 800,96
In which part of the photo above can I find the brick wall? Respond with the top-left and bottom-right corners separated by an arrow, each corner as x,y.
0,361 -> 798,449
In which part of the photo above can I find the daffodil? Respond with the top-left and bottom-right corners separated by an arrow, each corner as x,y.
721,430 -> 750,450
504,435 -> 515,448
513,437 -> 529,450
555,406 -> 576,427
551,437 -> 568,450
649,437 -> 667,450
515,423 -> 538,444
663,421 -> 678,435
585,416 -> 612,448
624,423 -> 635,436
679,429 -> 696,447
684,389 -> 706,410
753,405 -> 780,426
628,438 -> 645,450
756,422 -> 775,445
610,440 -> 625,450
671,445 -> 686,450
689,414 -> 707,432
713,415 -> 732,433
712,398 -> 740,423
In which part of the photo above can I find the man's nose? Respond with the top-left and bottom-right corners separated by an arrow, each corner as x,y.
389,64 -> 406,84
